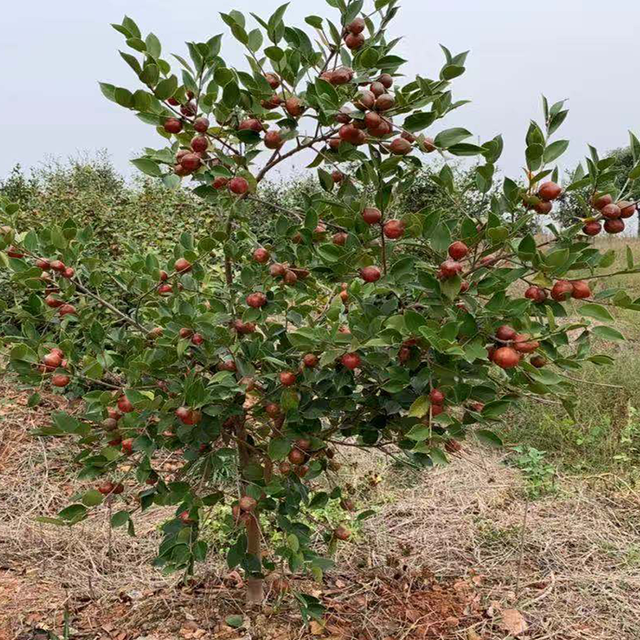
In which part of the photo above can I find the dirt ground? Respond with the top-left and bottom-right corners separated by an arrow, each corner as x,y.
1,380 -> 639,640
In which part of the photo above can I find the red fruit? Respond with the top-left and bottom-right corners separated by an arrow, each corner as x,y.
51,374 -> 70,388
181,153 -> 201,173
332,232 -> 348,246
283,270 -> 298,285
551,280 -> 574,301
360,266 -> 381,282
524,285 -> 547,303
448,241 -> 469,260
439,259 -> 463,279
265,403 -> 281,418
383,219 -> 405,239
534,200 -> 553,215
43,352 -> 62,369
174,258 -> 192,273
604,218 -> 625,234
253,248 -> 270,264
355,90 -> 375,111
50,347 -> 64,359
469,401 -> 485,412
591,193 -> 613,210
493,347 -> 520,369
332,170 -> 344,183
537,182 -> 562,201
330,67 -> 353,85
45,295 -> 63,308
50,260 -> 65,272
239,496 -> 257,511
62,267 -> 75,279
117,396 -> 134,414
429,389 -> 445,405
361,207 -> 382,225
364,112 -> 383,130
193,117 -> 209,133
341,352 -> 361,370
370,81 -> 385,97
303,353 -> 319,368
112,483 -> 124,494
229,177 -> 249,195
378,73 -> 393,88
58,304 -> 76,317
262,94 -> 283,110
164,118 -> 183,134
375,94 -> 395,112
159,270 -> 169,281
264,72 -> 280,89
279,371 -> 297,386
339,123 -> 366,145
423,137 -> 436,153
401,130 -> 416,143
339,290 -> 349,303
347,17 -> 365,34
239,118 -> 263,133
513,334 -> 539,354
98,481 -> 115,495
389,138 -> 412,155
191,333 -> 204,346
288,448 -> 306,465
158,283 -> 173,295
233,319 -> 256,335
269,263 -> 286,277
344,32 -> 365,50
328,138 -> 341,151
582,221 -> 602,236
35,258 -> 50,270
496,325 -> 517,342
264,130 -> 283,149
571,280 -> 591,299
618,201 -> 637,218
246,291 -> 267,309
190,136 -> 208,154
285,97 -> 303,117
121,439 -> 134,455
601,203 -> 621,220
398,346 -> 411,363
213,176 -> 229,190
6,246 -> 24,259
175,406 -> 191,423
334,525 -> 351,541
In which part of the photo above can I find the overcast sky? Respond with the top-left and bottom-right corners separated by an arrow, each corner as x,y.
2,1 -> 638,183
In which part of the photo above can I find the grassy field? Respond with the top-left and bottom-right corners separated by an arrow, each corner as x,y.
2,235 -> 640,639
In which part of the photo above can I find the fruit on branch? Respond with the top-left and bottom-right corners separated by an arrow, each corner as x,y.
493,346 -> 520,369
191,136 -> 208,153
264,72 -> 280,89
378,73 -> 393,88
341,352 -> 361,370
174,258 -> 192,273
330,67 -> 353,85
191,333 -> 204,346
347,17 -> 365,34
164,118 -> 183,134
121,438 -> 134,455
229,177 -> 249,195
193,117 -> 209,133
398,346 -> 411,363
551,280 -> 574,301
283,270 -> 298,285
534,200 -> 553,215
389,138 -> 412,155
328,137 -> 341,150
360,266 -> 381,282
601,203 -> 621,219
530,355 -> 547,368
213,176 -> 228,189
284,96 -> 303,117
239,118 -> 263,132
288,448 -> 305,465
524,285 -> 547,303
43,352 -> 63,369
51,374 -> 70,387
334,525 -> 351,541
513,334 -> 539,353
264,130 -> 283,149
239,495 -> 257,512
157,283 -> 173,295
233,319 -> 256,335
269,263 -> 286,278
339,124 -> 366,145
344,32 -> 365,49
422,137 -> 436,152
279,371 -> 297,386
448,241 -> 469,260
438,259 -> 463,279
383,219 -> 405,239
303,353 -> 319,368
364,111 -> 383,130
370,81 -> 385,97
332,232 -> 348,246
117,395 -> 134,414
582,221 -> 602,236
496,325 -> 517,341
265,403 -> 281,419
35,258 -> 50,270
604,218 -> 625,234
361,207 -> 382,225
50,260 -> 65,272
570,280 -> 591,299
591,193 -> 613,210
355,90 -> 375,111
618,201 -> 637,218
375,94 -> 395,111
58,304 -> 77,317
98,481 -> 115,495
253,248 -> 270,263
537,182 -> 562,201
180,153 -> 201,173
262,94 -> 283,110
332,170 -> 344,183
429,388 -> 445,405
218,358 -> 236,372
45,295 -> 62,309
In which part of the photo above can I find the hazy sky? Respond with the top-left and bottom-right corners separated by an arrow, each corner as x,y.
2,1 -> 638,182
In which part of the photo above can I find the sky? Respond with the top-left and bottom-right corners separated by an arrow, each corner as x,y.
2,0 -> 639,183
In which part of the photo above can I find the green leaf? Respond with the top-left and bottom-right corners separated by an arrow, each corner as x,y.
155,75 -> 178,100
111,510 -> 130,527
225,615 -> 244,629
476,429 -> 503,448
82,489 -> 104,507
592,325 -> 625,341
543,140 -> 569,164
403,111 -> 435,132
434,128 -> 472,149
131,158 -> 163,177
408,396 -> 429,418
578,303 -> 614,322
268,438 -> 290,461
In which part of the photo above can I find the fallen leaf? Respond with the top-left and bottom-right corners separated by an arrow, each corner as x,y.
501,609 -> 528,636
310,620 -> 324,635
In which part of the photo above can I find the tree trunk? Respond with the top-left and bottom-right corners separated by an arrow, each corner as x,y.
236,418 -> 264,605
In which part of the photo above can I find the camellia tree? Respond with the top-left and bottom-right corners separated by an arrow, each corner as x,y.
3,0 -> 640,613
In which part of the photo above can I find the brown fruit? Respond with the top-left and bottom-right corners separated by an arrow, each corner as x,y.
58,304 -> 77,317
334,525 -> 351,541
370,81 -> 385,97
332,170 -> 344,183
264,72 -> 280,89
269,263 -> 286,278
601,203 -> 621,219
174,258 -> 192,273
537,182 -> 562,201
389,137 -> 412,155
163,118 -> 183,134
193,117 -> 209,133
496,325 -> 517,342
582,221 -> 602,236
264,130 -> 283,149
378,73 -> 393,88
439,259 -> 463,279
534,200 -> 553,215
330,67 -> 353,85
239,496 -> 257,511
429,388 -> 445,405
288,448 -> 306,465
375,94 -> 395,111
355,90 -> 375,111
279,371 -> 297,386
364,112 -> 383,130
361,207 -> 382,225
383,219 -> 405,239
604,218 -> 625,234
618,201 -> 637,218
524,285 -> 547,303
530,355 -> 547,368
285,96 -> 303,117
360,266 -> 381,282
591,193 -> 613,210
332,231 -> 348,246
344,32 -> 365,49
51,374 -> 70,387
303,353 -> 319,368
239,118 -> 263,133
551,280 -> 574,301
347,17 -> 365,34
191,136 -> 208,153
422,137 -> 436,152
265,403 -> 281,418
513,334 -> 539,354
571,280 -> 591,299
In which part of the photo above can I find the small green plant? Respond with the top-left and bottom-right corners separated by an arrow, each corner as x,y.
511,445 -> 556,498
